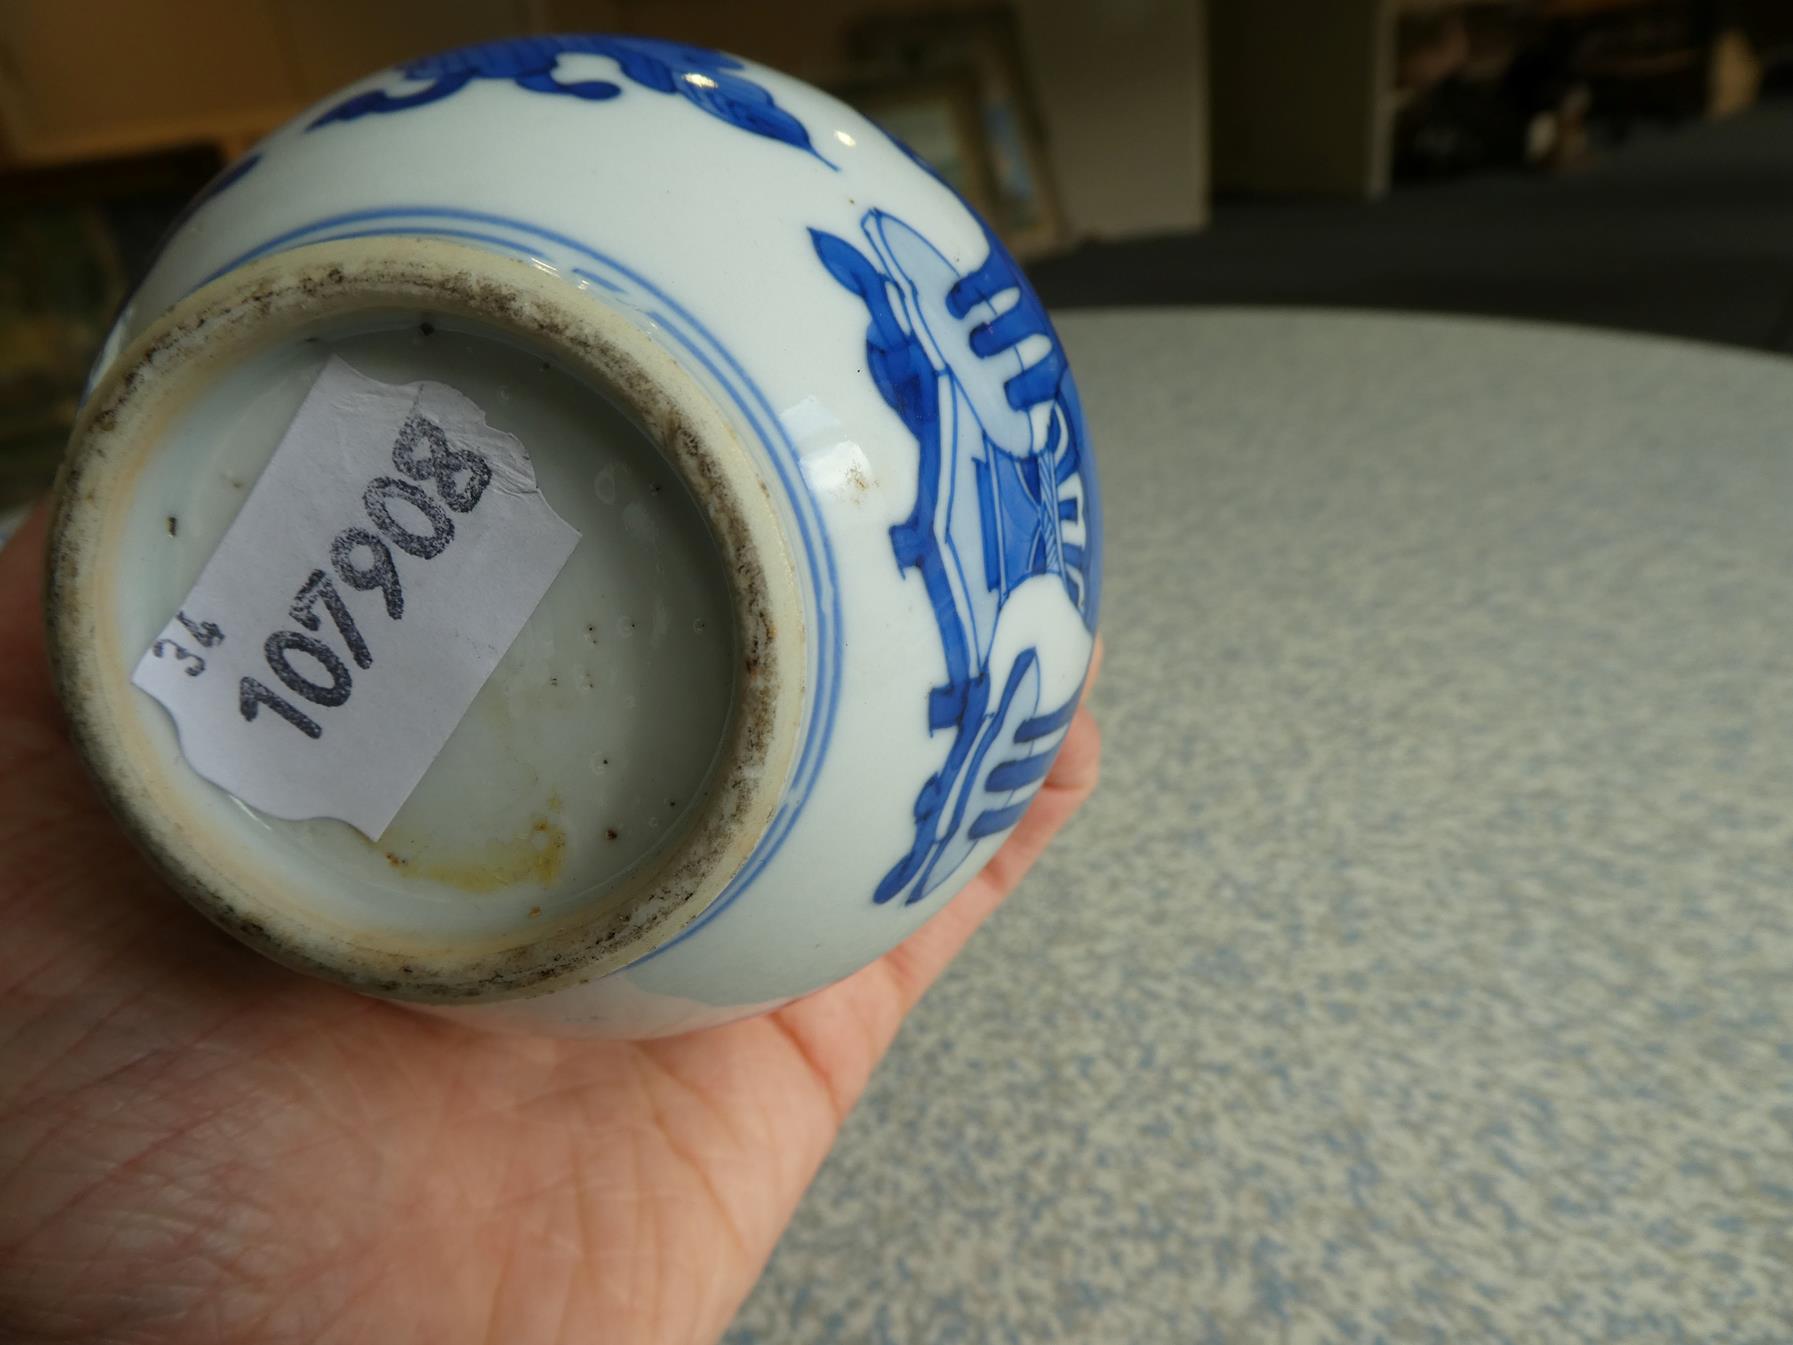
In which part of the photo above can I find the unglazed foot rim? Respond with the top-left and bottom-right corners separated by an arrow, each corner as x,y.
48,238 -> 806,1003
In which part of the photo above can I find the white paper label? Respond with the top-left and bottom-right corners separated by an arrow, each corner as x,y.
133,356 -> 580,839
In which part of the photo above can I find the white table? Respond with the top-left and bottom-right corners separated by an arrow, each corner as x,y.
727,310 -> 1793,1344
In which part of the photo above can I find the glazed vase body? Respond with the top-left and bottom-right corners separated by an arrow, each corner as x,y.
52,36 -> 1101,1036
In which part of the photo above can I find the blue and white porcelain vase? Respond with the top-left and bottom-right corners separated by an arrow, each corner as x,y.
47,36 -> 1102,1036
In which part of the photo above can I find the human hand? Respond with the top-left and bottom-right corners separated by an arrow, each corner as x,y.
0,503 -> 1101,1345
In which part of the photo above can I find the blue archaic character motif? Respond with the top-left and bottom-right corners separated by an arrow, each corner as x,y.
308,35 -> 822,160
813,211 -> 1101,906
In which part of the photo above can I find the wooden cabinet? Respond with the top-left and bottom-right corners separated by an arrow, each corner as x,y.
0,0 -> 539,164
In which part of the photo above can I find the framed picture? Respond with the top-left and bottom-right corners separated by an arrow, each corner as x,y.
831,70 -> 1003,226
843,7 -> 1067,258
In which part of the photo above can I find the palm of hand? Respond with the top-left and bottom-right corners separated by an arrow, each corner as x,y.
0,507 -> 1100,1345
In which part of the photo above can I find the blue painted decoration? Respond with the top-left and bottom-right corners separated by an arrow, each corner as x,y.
308,36 -> 824,161
190,152 -> 262,209
812,210 -> 1101,905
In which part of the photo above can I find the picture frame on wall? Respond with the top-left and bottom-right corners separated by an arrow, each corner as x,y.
842,6 -> 1068,259
831,71 -> 1003,228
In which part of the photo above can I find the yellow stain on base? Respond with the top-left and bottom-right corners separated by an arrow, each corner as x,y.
381,815 -> 569,892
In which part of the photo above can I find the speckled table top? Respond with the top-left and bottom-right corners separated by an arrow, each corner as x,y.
727,310 -> 1793,1345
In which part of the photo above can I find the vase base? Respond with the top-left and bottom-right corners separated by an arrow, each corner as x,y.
50,238 -> 805,1003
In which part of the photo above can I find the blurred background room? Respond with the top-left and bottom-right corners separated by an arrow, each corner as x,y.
6,7 -> 1793,1343
4,0 -> 1791,522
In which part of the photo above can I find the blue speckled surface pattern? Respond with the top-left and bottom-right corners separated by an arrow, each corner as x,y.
726,310 -> 1793,1344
